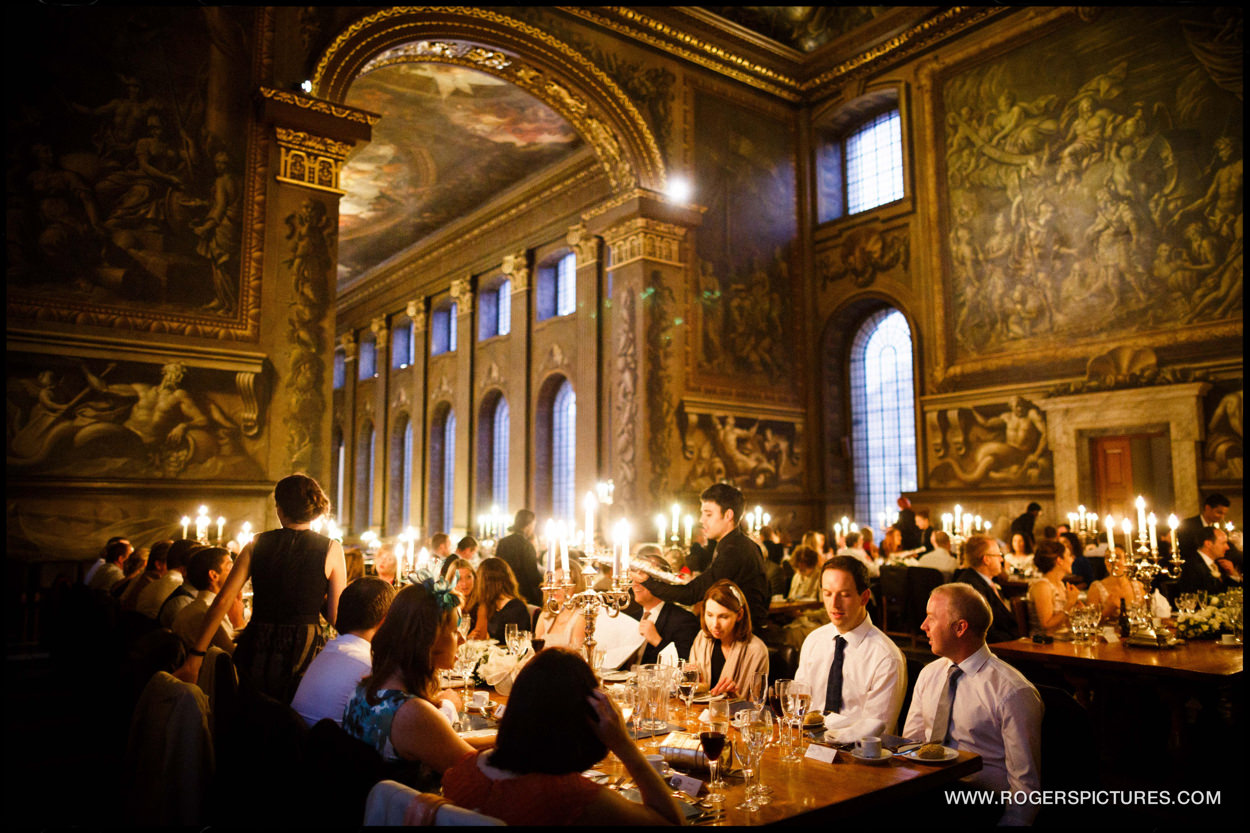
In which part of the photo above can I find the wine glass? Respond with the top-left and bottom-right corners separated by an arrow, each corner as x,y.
677,662 -> 702,729
518,630 -> 532,659
746,669 -> 768,712
504,623 -> 520,655
611,684 -> 637,740
737,708 -> 774,810
699,728 -> 728,803
784,681 -> 810,762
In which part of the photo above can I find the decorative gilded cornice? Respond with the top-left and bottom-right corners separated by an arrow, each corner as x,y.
602,217 -> 686,272
259,87 -> 382,128
274,127 -> 353,194
501,253 -> 530,292
406,300 -> 427,330
449,277 -> 474,315
340,331 -> 357,359
370,316 -> 389,348
566,222 -> 599,264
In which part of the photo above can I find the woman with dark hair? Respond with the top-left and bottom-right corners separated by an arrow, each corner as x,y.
1059,531 -> 1092,590
467,557 -> 532,643
690,579 -> 769,697
1007,531 -> 1035,574
441,648 -> 682,825
1027,539 -> 1079,634
342,577 -> 491,788
440,556 -> 476,603
182,473 -> 347,702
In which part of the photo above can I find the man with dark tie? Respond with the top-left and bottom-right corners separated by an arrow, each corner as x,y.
904,583 -> 1042,826
952,535 -> 1018,643
793,556 -> 905,733
1178,526 -> 1242,594
622,553 -> 699,665
1177,493 -> 1240,574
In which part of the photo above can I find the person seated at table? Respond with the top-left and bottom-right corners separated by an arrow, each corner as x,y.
859,526 -> 879,563
171,546 -> 244,655
1006,532 -> 1034,574
1178,526 -> 1241,594
879,526 -> 904,561
120,539 -> 172,612
1085,547 -> 1144,623
292,576 -> 396,726
441,648 -> 682,825
467,557 -> 532,644
952,536 -> 1017,644
342,577 -> 492,790
624,553 -> 700,665
1059,531 -> 1093,590
916,531 -> 958,580
373,545 -> 398,586
836,530 -> 875,572
903,583 -> 1042,825
787,545 -> 821,599
440,556 -> 476,604
343,547 -> 366,584
795,556 -> 905,732
690,579 -> 769,696
535,559 -> 586,650
800,530 -> 830,562
1027,539 -> 1079,634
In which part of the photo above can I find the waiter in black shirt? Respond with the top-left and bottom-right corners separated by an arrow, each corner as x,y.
641,483 -> 770,638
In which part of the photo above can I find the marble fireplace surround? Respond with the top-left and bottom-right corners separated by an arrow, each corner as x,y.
1043,382 -> 1210,516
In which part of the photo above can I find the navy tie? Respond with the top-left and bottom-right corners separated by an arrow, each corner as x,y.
825,635 -> 846,713
930,664 -> 963,744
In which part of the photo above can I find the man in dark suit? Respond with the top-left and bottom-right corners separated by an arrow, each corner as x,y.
641,483 -> 771,637
1176,493 -> 1237,572
896,496 -> 923,550
623,553 -> 700,665
1009,502 -> 1042,550
952,535 -> 1018,644
494,509 -> 544,607
1178,526 -> 1241,594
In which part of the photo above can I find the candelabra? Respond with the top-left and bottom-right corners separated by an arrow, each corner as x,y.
1110,500 -> 1181,640
541,546 -> 632,666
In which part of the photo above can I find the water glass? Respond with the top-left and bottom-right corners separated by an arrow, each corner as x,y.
504,623 -> 520,654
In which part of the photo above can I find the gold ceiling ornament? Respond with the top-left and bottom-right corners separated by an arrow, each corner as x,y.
311,6 -> 664,192
601,217 -> 686,272
259,87 -> 381,127
274,127 -> 353,195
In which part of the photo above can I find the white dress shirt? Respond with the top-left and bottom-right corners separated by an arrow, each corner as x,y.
915,547 -> 958,580
837,546 -> 879,577
171,589 -> 236,654
135,571 -> 184,619
291,633 -> 373,727
795,614 -> 906,733
903,644 -> 1043,825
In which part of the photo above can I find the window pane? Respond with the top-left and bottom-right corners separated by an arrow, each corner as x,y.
493,398 -> 509,509
443,411 -> 456,532
815,136 -> 845,224
392,322 -> 412,368
850,309 -> 917,531
556,252 -> 576,316
402,421 -> 413,528
333,350 -> 346,389
846,110 -> 903,215
448,302 -> 458,352
498,280 -> 511,336
358,340 -> 376,380
431,309 -> 449,355
552,380 -> 576,522
479,290 -> 498,340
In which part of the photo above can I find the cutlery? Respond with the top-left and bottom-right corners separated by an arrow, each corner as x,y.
889,741 -> 923,754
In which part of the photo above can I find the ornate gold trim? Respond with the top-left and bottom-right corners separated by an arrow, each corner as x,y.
258,86 -> 382,126
602,218 -> 687,272
274,127 -> 351,194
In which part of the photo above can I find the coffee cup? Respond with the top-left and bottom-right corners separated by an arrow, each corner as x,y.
645,753 -> 666,773
471,690 -> 490,708
1220,633 -> 1238,645
856,736 -> 882,757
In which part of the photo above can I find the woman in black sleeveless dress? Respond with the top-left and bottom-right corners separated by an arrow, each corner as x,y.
185,473 -> 347,702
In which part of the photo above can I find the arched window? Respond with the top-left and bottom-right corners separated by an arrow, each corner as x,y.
429,404 -> 455,535
431,301 -> 458,355
477,392 -> 510,511
388,413 -> 412,534
552,379 -> 576,522
536,251 -> 576,321
816,92 -> 904,223
355,420 -> 375,533
331,425 -> 345,519
850,308 -> 917,531
358,336 -> 377,380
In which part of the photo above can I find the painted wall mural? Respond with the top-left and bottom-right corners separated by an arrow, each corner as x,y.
940,7 -> 1242,360
679,411 -> 804,492
926,396 -> 1052,488
7,6 -> 258,332
1204,386 -> 1243,481
692,92 -> 797,394
338,61 -> 583,286
706,7 -> 889,54
6,356 -> 264,481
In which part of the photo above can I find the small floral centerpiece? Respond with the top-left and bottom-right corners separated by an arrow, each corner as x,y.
1174,592 -> 1238,639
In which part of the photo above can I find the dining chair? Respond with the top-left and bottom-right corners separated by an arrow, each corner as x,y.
1011,597 -> 1030,638
878,564 -> 910,640
124,671 -> 213,826
904,567 -> 944,644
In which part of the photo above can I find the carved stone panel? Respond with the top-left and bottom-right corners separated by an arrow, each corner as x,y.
923,395 -> 1053,488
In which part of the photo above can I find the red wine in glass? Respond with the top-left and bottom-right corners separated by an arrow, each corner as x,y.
530,638 -> 545,653
700,730 -> 726,760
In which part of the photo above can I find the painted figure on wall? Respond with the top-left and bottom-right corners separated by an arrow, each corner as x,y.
681,413 -> 803,491
928,397 -> 1051,487
941,7 -> 1242,359
7,6 -> 253,326
1204,389 -> 1243,480
7,359 -> 263,480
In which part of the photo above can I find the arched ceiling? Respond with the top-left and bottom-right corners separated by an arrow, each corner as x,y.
337,59 -> 584,287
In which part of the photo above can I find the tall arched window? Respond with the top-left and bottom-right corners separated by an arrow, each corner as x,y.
552,379 -> 576,522
331,425 -> 345,520
850,308 -> 917,531
355,420 -> 375,533
477,392 -> 509,511
388,414 -> 411,534
429,405 -> 455,535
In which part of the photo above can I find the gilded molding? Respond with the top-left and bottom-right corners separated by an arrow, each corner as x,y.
259,86 -> 381,127
370,317 -> 389,348
501,253 -> 531,292
602,218 -> 686,272
406,300 -> 427,330
566,222 -> 599,264
340,332 -> 357,359
450,277 -> 474,315
274,127 -> 351,194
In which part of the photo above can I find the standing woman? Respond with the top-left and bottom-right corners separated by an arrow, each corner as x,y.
689,579 -> 768,697
183,473 -> 347,702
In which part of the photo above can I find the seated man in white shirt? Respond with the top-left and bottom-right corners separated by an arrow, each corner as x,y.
172,546 -> 243,654
836,531 -> 878,577
135,538 -> 198,619
915,530 -> 958,580
291,576 -> 397,727
795,556 -> 906,733
903,583 -> 1043,826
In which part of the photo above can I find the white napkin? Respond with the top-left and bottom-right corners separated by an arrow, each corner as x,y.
822,713 -> 885,744
1151,589 -> 1172,619
657,641 -> 680,665
438,699 -> 459,725
477,647 -> 521,687
594,609 -> 647,669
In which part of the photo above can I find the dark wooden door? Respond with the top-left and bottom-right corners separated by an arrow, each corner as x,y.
1092,436 -> 1134,517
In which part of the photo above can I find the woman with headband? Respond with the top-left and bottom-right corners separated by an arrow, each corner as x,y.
689,579 -> 769,697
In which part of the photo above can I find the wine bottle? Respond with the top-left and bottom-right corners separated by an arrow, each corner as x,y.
1118,598 -> 1131,638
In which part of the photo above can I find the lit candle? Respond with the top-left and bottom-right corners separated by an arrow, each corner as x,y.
585,492 -> 597,556
611,521 -> 621,577
622,522 -> 630,574
683,514 -> 693,545
1168,515 -> 1179,556
1135,496 -> 1147,543
954,505 -> 963,534
655,514 -> 667,545
545,519 -> 556,574
671,504 -> 680,540
181,516 -> 190,539
841,516 -> 849,533
216,517 -> 225,544
834,522 -> 842,542
754,506 -> 763,533
975,515 -> 983,533
1078,505 -> 1086,531
1105,515 -> 1115,553
195,507 -> 209,543
941,513 -> 951,534
558,522 -> 570,576
849,522 -> 858,534
239,521 -> 253,547
1121,518 -> 1133,552
1147,512 -> 1157,554
762,513 -> 770,529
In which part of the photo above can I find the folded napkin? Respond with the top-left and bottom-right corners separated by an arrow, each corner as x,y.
822,713 -> 885,745
439,699 -> 458,726
1151,589 -> 1172,620
477,647 -> 522,688
657,642 -> 679,664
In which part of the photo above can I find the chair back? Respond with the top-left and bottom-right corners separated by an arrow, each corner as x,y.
124,671 -> 213,826
1087,555 -> 1108,582
878,564 -> 909,636
303,719 -> 387,826
1011,597 -> 1030,638
904,567 -> 945,633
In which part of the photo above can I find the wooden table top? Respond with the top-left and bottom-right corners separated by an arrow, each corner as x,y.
989,637 -> 1243,681
768,598 -> 822,617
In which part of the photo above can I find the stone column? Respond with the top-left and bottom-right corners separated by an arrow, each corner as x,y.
502,252 -> 532,513
406,300 -> 429,535
568,222 -> 603,524
450,277 -> 475,536
588,192 -> 703,520
338,332 -> 358,523
369,317 -> 389,532
257,87 -> 376,491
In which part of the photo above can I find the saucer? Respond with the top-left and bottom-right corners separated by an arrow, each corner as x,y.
850,748 -> 892,764
1216,639 -> 1243,648
898,745 -> 958,764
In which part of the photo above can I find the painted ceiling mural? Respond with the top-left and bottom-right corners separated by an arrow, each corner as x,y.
706,6 -> 889,53
337,61 -> 583,287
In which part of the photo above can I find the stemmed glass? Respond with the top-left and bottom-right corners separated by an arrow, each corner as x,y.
699,727 -> 728,804
454,643 -> 477,727
677,661 -> 702,730
610,684 -> 637,740
737,708 -> 774,810
504,623 -> 520,655
782,681 -> 810,762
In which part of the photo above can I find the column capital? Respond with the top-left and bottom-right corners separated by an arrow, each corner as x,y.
339,331 -> 357,359
502,252 -> 530,292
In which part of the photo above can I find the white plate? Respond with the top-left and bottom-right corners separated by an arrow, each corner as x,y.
1216,640 -> 1243,649
691,693 -> 726,704
898,745 -> 958,763
850,748 -> 893,764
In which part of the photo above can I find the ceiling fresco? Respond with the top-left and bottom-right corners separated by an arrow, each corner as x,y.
706,6 -> 891,53
338,62 -> 583,288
